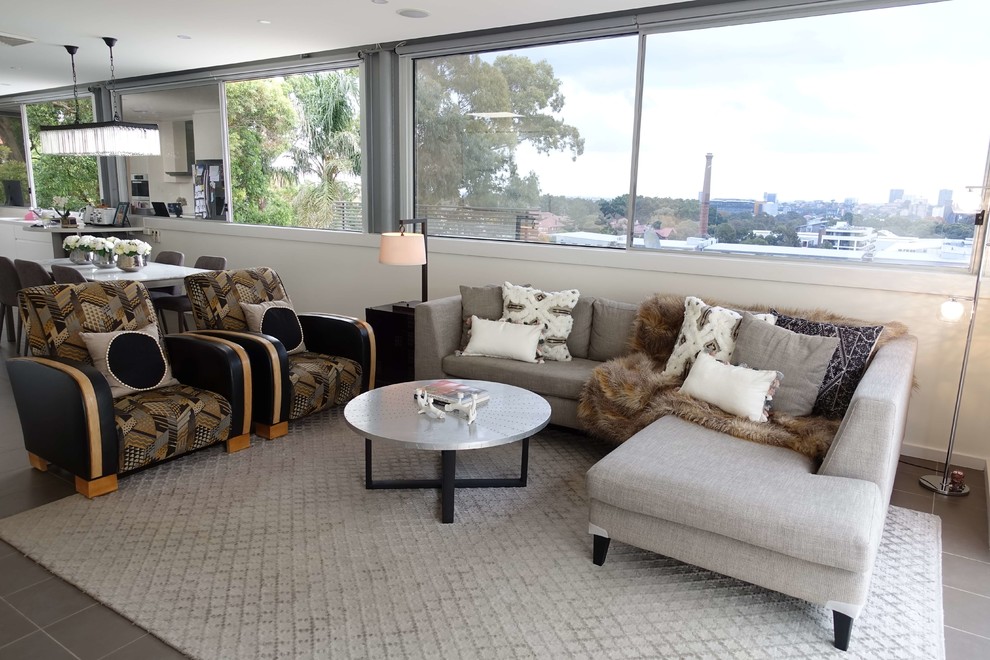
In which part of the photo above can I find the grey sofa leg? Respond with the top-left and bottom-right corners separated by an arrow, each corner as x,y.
833,611 -> 853,651
592,535 -> 610,566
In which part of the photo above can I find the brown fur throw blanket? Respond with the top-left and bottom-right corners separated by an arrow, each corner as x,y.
577,294 -> 909,462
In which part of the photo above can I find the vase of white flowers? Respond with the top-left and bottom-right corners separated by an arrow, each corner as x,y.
62,234 -> 95,264
114,239 -> 153,272
91,236 -> 120,268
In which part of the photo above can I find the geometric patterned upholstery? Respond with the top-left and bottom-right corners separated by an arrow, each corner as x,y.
19,281 -> 161,362
114,384 -> 232,472
18,280 -> 232,471
186,267 -> 362,420
185,267 -> 288,332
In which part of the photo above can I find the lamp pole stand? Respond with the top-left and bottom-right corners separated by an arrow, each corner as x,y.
920,210 -> 986,496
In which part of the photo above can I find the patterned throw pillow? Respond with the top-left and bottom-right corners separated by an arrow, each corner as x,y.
661,297 -> 775,379
501,282 -> 581,361
772,312 -> 883,419
81,322 -> 179,397
241,300 -> 307,355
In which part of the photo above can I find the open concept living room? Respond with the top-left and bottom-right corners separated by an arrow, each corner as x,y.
1,0 -> 989,658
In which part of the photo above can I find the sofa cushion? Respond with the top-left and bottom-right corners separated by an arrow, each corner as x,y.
81,322 -> 179,398
773,312 -> 883,419
732,313 -> 839,417
567,296 -> 594,360
240,299 -> 307,355
662,296 -> 775,379
680,353 -> 780,422
588,298 -> 638,362
501,282 -> 581,361
586,416 -> 884,573
442,354 -> 599,401
459,284 -> 503,350
461,316 -> 542,363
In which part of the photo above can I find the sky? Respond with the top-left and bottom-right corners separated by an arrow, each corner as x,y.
507,0 -> 990,209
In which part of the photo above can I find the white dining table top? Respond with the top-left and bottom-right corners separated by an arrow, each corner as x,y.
39,258 -> 208,286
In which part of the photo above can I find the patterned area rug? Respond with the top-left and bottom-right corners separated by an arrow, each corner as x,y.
0,409 -> 944,659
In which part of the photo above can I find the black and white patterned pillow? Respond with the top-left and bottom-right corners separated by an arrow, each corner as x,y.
772,312 -> 883,419
81,323 -> 179,397
241,300 -> 307,355
501,282 -> 580,361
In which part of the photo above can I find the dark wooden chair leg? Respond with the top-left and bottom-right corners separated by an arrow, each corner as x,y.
592,534 -> 610,566
833,610 -> 853,651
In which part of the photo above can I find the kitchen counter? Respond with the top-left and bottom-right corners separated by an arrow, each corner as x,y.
0,217 -> 144,258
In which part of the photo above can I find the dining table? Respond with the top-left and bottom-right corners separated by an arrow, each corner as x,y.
38,258 -> 209,289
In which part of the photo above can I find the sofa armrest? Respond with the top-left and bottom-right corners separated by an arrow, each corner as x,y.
6,356 -> 119,480
415,295 -> 463,380
298,313 -> 376,392
818,335 -> 918,498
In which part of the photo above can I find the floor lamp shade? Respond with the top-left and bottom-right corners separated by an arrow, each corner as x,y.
379,233 -> 426,266
379,223 -> 428,304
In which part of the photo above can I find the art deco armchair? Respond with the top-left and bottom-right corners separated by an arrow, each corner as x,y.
7,281 -> 252,498
184,267 -> 375,439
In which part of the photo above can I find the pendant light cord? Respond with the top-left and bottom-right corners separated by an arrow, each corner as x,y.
102,37 -> 120,122
64,45 -> 80,125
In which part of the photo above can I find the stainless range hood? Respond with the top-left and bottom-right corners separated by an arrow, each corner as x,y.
165,120 -> 195,176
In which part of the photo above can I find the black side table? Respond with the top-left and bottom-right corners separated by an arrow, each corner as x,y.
365,303 -> 416,386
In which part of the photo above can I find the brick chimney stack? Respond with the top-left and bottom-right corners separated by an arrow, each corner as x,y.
699,153 -> 713,237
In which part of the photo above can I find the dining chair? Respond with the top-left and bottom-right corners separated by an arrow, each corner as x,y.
154,255 -> 228,333
13,259 -> 55,289
0,256 -> 22,351
148,250 -> 186,298
51,264 -> 88,284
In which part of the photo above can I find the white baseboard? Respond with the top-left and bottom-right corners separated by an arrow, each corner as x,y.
900,442 -> 988,472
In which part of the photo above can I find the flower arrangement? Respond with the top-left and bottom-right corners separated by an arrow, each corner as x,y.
62,234 -> 99,251
113,238 -> 153,257
90,236 -> 120,256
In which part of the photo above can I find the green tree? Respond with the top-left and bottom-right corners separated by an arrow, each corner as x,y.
0,144 -> 28,204
26,100 -> 99,209
415,54 -> 584,209
225,79 -> 296,225
285,70 -> 361,228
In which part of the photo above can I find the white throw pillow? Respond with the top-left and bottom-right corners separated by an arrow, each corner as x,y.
680,353 -> 781,423
500,282 -> 580,361
461,316 -> 543,363
661,296 -> 775,379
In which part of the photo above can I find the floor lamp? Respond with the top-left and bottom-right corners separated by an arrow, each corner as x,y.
379,219 -> 428,309
920,210 -> 987,496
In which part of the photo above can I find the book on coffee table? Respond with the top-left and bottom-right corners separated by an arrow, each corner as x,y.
419,380 -> 490,405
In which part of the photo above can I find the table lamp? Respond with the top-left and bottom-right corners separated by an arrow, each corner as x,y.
379,219 -> 427,309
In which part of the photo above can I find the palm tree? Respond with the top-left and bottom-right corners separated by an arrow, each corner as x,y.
285,71 -> 361,228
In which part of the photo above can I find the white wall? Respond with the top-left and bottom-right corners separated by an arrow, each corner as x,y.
192,110 -> 222,161
144,216 -> 990,468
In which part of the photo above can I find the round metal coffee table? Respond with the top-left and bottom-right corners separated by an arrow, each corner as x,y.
344,380 -> 551,523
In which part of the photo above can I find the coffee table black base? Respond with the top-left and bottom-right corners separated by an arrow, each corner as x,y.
365,437 -> 530,523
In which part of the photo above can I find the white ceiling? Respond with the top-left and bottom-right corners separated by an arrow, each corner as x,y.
0,0 -> 676,98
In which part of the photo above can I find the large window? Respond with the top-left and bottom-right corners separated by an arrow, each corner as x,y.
414,37 -> 638,246
25,97 -> 100,210
224,68 -> 362,229
0,112 -> 28,207
636,0 -> 989,267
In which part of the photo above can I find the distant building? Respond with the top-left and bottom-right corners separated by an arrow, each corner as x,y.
889,189 -> 904,203
822,222 -> 877,251
763,192 -> 777,203
938,189 -> 953,206
711,198 -> 759,216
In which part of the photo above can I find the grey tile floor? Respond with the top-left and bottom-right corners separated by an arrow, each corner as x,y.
0,339 -> 987,658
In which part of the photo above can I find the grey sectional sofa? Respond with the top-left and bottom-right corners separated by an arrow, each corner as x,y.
415,293 -> 639,428
414,290 -> 918,651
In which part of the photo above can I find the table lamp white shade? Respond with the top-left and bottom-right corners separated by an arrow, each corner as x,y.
379,232 -> 426,266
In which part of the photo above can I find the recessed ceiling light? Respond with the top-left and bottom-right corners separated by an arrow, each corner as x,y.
371,0 -> 388,4
258,19 -> 271,24
177,34 -> 192,40
397,8 -> 429,18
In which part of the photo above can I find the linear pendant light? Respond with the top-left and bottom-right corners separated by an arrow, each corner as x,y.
39,38 -> 160,157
